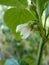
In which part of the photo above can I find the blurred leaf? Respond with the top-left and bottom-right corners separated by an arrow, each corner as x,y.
0,60 -> 5,65
20,60 -> 28,65
31,0 -> 36,5
4,8 -> 37,40
0,0 -> 27,8
23,57 -> 34,65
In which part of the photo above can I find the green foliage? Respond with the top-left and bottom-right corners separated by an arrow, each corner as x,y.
0,0 -> 27,8
31,0 -> 36,5
37,0 -> 49,15
23,57 -> 34,65
31,0 -> 49,15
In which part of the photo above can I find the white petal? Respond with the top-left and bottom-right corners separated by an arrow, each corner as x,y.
16,24 -> 28,32
42,10 -> 46,27
16,24 -> 22,32
16,23 -> 31,39
21,31 -> 31,39
46,17 -> 49,27
20,27 -> 31,39
45,17 -> 49,35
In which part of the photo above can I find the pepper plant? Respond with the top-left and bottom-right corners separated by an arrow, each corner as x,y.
0,0 -> 49,65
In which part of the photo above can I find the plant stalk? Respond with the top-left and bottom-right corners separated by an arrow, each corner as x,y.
36,40 -> 44,65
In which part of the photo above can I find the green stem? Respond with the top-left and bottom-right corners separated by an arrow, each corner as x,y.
36,38 -> 48,65
36,1 -> 47,65
36,40 -> 44,65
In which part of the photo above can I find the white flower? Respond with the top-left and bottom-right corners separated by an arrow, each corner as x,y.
16,24 -> 31,39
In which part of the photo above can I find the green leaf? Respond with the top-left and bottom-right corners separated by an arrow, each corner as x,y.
4,8 -> 37,40
31,0 -> 49,15
0,0 -> 27,8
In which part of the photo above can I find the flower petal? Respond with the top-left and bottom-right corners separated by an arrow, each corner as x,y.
42,10 -> 46,27
46,17 -> 49,27
16,23 -> 31,39
20,26 -> 31,39
16,24 -> 28,32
